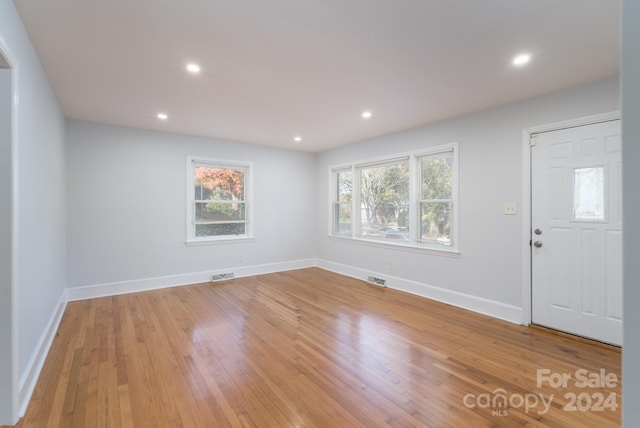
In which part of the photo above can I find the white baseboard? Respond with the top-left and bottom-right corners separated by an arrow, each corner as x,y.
19,292 -> 67,417
67,256 -> 522,322
66,258 -> 318,302
316,259 -> 523,324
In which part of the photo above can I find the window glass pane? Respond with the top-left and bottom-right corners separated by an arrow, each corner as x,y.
358,161 -> 410,241
336,170 -> 352,203
332,170 -> 352,235
421,152 -> 452,200
195,202 -> 246,222
333,203 -> 352,235
574,167 -> 604,220
420,202 -> 452,246
194,166 -> 245,201
190,159 -> 249,240
194,183 -> 213,200
196,223 -> 245,237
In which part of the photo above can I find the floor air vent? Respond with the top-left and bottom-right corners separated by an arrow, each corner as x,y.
367,276 -> 387,287
211,272 -> 235,282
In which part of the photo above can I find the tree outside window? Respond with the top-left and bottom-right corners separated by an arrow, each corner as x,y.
188,157 -> 252,242
333,169 -> 353,235
419,152 -> 453,246
358,161 -> 410,241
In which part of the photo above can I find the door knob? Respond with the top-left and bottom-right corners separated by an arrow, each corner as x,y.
534,241 -> 543,248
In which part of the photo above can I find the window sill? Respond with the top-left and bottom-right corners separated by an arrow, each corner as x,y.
327,235 -> 460,257
186,236 -> 255,247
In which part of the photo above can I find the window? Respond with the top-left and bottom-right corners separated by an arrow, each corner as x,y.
332,169 -> 353,235
358,159 -> 410,241
573,166 -> 605,221
187,157 -> 253,243
330,144 -> 458,252
419,151 -> 454,246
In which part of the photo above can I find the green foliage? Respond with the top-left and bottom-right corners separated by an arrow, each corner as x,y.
337,170 -> 352,203
360,162 -> 409,227
194,166 -> 245,221
335,170 -> 353,227
420,154 -> 453,243
421,155 -> 452,199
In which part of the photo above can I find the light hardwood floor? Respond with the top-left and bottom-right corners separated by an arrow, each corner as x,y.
13,268 -> 621,427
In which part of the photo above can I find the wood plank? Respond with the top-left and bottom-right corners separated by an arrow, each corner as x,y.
11,268 -> 621,427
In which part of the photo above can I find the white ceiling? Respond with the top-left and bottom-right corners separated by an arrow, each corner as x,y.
14,0 -> 620,152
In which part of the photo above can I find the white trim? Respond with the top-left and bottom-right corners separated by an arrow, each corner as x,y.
66,259 -> 317,301
520,111 -> 621,326
408,151 -> 418,243
316,259 -> 523,324
185,236 -> 255,247
526,111 -> 621,137
329,150 -> 411,171
67,257 -> 522,324
327,235 -> 460,257
0,33 -> 19,425
10,63 -> 18,426
18,293 -> 66,418
328,143 -> 456,171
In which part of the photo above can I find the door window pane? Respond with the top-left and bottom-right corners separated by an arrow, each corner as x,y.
573,167 -> 604,220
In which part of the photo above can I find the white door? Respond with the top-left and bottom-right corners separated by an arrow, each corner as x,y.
531,120 -> 622,346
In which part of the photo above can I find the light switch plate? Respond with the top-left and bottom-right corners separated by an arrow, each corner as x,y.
504,202 -> 517,215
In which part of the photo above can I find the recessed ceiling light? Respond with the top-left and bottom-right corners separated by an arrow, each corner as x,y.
294,136 -> 302,142
512,54 -> 531,66
186,63 -> 201,73
362,111 -> 372,119
157,113 -> 168,120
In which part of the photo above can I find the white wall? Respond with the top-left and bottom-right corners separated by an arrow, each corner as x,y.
0,2 -> 67,424
622,0 -> 640,424
66,121 -> 317,288
316,78 -> 620,318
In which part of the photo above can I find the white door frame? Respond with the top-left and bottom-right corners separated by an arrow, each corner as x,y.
520,111 -> 621,326
0,34 -> 19,425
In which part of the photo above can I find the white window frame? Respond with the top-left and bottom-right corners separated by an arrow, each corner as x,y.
329,143 -> 459,254
186,156 -> 254,245
331,167 -> 353,237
